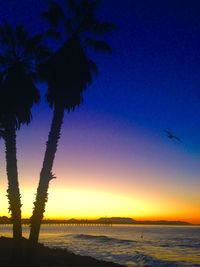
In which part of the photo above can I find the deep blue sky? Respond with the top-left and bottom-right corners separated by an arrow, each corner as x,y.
1,0 -> 200,151
96,0 -> 200,153
0,1 -> 200,221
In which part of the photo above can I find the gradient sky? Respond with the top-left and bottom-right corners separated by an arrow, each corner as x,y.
0,0 -> 200,223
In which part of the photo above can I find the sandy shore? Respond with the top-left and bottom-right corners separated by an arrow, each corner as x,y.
0,237 -> 125,267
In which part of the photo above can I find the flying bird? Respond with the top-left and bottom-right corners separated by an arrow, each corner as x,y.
164,130 -> 182,142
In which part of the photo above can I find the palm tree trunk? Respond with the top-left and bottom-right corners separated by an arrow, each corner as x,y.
4,119 -> 22,240
29,104 -> 65,244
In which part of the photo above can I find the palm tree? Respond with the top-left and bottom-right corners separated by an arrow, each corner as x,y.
0,22 -> 49,240
29,0 -> 114,244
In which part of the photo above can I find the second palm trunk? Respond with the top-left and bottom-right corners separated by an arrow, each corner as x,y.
29,104 -> 64,244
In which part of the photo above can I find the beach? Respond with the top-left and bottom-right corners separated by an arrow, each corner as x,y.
0,237 -> 125,267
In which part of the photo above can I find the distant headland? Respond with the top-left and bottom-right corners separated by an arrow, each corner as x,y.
0,216 -> 192,225
97,217 -> 192,225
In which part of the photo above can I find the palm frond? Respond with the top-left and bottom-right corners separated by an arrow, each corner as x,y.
85,38 -> 112,53
74,0 -> 99,21
26,34 -> 42,50
0,54 -> 7,65
45,29 -> 61,40
81,0 -> 101,12
40,0 -> 113,110
22,33 -> 50,62
34,45 -> 51,62
0,23 -> 15,47
64,19 -> 74,34
88,59 -> 98,76
66,0 -> 76,10
77,12 -> 96,33
0,22 -> 49,128
42,1 -> 64,27
16,25 -> 29,46
74,3 -> 84,20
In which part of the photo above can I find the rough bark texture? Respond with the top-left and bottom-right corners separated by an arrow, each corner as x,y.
29,104 -> 64,244
4,119 -> 22,240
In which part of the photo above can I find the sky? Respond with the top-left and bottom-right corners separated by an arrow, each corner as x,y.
0,0 -> 200,223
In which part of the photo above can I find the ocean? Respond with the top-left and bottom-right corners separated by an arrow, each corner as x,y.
0,224 -> 199,267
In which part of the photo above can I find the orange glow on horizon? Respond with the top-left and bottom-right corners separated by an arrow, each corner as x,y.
0,121 -> 200,225
0,183 -> 199,224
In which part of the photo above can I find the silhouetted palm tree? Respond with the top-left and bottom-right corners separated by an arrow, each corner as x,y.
29,0 -> 114,244
0,22 -> 49,240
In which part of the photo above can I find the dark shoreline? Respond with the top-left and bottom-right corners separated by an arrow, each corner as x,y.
0,237 -> 125,267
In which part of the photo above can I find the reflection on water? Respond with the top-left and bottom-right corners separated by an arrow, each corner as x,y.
0,224 -> 199,266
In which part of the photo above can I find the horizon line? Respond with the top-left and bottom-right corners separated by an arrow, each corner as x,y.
1,216 -> 199,225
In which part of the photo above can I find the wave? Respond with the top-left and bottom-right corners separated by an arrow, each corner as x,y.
160,241 -> 200,249
180,242 -> 200,248
129,252 -> 200,267
58,234 -> 199,266
72,234 -> 136,245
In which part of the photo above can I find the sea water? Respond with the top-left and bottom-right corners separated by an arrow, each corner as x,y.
0,224 -> 199,267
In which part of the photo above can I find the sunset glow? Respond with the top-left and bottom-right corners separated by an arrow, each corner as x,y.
0,0 -> 200,226
0,1 -> 200,267
0,112 -> 199,223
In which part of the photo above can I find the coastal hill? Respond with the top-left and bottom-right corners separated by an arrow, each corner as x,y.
97,217 -> 191,225
0,216 -> 191,225
97,217 -> 136,224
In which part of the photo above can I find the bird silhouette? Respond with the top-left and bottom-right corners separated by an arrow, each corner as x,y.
164,130 -> 182,142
